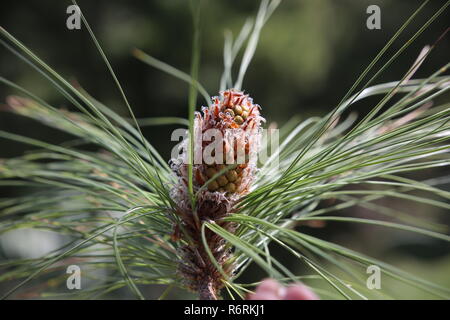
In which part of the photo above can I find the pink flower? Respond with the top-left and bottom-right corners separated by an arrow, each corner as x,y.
247,278 -> 319,300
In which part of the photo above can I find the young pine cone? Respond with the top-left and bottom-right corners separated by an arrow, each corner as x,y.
170,89 -> 264,299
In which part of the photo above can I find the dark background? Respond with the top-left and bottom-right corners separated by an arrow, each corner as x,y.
0,0 -> 449,299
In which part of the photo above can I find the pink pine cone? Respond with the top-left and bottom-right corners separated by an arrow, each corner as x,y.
247,278 -> 319,300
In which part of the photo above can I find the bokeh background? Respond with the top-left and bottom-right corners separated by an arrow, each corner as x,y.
0,0 -> 449,299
